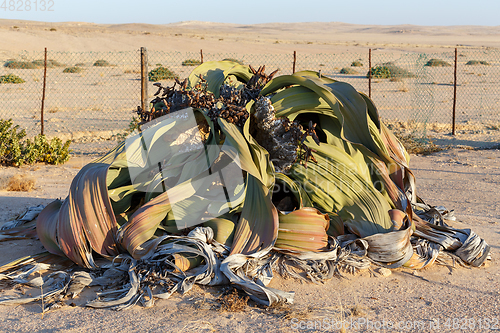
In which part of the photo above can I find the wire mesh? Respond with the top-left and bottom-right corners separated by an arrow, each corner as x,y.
1,50 -> 140,138
1,48 -> 499,139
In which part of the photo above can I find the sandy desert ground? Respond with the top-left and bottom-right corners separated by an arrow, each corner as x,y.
0,19 -> 500,332
0,145 -> 499,333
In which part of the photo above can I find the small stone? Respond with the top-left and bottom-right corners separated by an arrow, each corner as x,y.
376,267 -> 392,277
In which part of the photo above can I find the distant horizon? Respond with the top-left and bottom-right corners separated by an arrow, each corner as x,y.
1,18 -> 499,29
0,0 -> 499,27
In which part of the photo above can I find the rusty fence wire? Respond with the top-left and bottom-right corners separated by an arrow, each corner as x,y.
1,48 -> 500,139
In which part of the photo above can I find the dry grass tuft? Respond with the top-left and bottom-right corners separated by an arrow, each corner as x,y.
349,302 -> 366,317
395,132 -> 442,155
2,174 -> 36,191
385,121 -> 443,155
218,288 -> 249,312
124,68 -> 141,74
266,302 -> 313,321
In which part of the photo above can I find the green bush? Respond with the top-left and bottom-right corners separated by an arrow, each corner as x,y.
148,66 -> 179,82
0,74 -> 25,84
5,59 -> 64,69
368,66 -> 391,78
0,119 -> 72,166
182,59 -> 202,66
466,60 -> 490,66
93,59 -> 112,67
63,66 -> 84,73
351,60 -> 363,67
340,67 -> 358,74
367,62 -> 415,79
424,59 -> 451,67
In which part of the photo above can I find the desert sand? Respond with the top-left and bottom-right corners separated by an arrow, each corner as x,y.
0,19 -> 499,332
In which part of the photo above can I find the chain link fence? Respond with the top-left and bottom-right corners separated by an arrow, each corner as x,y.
0,50 -> 139,138
1,48 -> 499,139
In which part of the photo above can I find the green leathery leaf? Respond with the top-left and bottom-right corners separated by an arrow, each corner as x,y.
242,116 -> 275,189
187,61 -> 252,97
218,118 -> 265,184
176,135 -> 220,186
118,178 -> 196,258
223,64 -> 253,83
202,218 -> 236,247
326,212 -> 344,237
261,75 -> 380,155
106,167 -> 132,189
288,141 -> 393,238
119,166 -> 233,258
293,70 -> 337,84
358,91 -> 381,130
230,174 -> 279,255
274,173 -> 314,209
272,91 -> 329,119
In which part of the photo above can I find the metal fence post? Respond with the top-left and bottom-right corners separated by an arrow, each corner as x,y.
141,47 -> 148,113
293,51 -> 296,74
368,49 -> 372,98
452,48 -> 457,135
40,47 -> 47,136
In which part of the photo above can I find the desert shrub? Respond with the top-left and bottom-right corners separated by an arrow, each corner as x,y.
367,62 -> 415,79
49,28 -> 57,32
0,74 -> 25,84
222,58 -> 244,65
466,60 -> 490,66
340,67 -> 358,74
351,60 -> 363,67
75,62 -> 86,67
5,59 -> 64,69
63,66 -> 84,73
93,59 -> 112,67
424,59 -> 451,67
4,61 -> 37,69
31,59 -> 65,68
0,119 -> 72,166
368,66 -> 391,78
148,66 -> 178,81
394,132 -> 441,155
182,59 -> 201,66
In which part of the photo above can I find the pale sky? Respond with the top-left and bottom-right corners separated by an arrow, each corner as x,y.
1,0 -> 499,26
